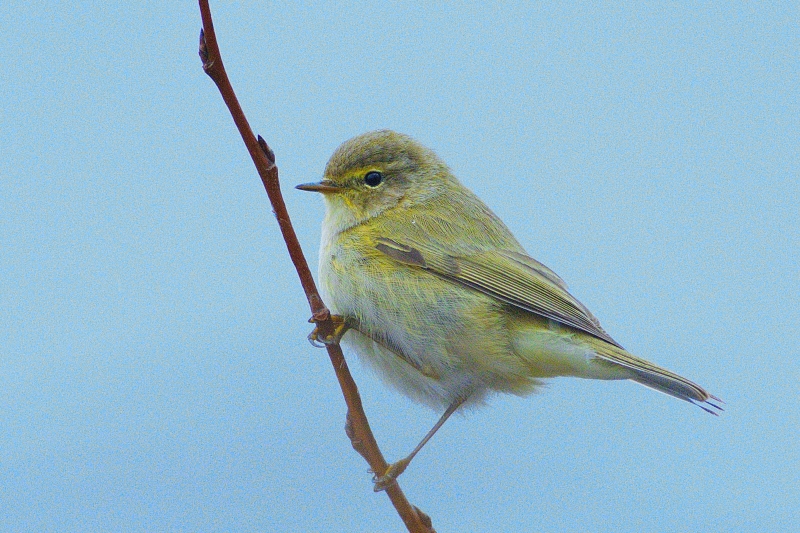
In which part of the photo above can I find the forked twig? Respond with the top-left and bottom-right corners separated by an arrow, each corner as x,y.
197,2 -> 434,531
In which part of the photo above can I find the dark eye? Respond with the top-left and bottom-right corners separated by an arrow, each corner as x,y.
364,171 -> 383,187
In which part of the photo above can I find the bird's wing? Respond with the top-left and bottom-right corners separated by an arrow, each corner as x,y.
374,236 -> 722,412
374,237 -> 623,348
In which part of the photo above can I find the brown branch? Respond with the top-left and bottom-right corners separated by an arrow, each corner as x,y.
197,2 -> 434,531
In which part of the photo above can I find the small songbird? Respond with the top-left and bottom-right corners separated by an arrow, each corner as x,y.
296,130 -> 721,490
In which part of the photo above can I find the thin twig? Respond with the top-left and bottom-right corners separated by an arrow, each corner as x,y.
197,2 -> 434,531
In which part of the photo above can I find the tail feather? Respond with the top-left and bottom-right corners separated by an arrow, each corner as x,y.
626,367 -> 724,415
589,340 -> 723,415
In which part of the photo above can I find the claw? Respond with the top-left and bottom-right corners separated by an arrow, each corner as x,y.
306,315 -> 349,347
307,328 -> 327,348
372,458 -> 411,492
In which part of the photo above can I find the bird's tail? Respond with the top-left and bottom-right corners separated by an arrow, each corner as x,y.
589,340 -> 723,415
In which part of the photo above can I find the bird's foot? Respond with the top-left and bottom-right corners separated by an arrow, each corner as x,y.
372,457 -> 411,492
307,314 -> 349,347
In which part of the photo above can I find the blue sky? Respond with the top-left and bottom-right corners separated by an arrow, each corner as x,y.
1,2 -> 797,532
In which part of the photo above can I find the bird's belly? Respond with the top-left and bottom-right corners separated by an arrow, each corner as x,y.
320,247 -> 542,409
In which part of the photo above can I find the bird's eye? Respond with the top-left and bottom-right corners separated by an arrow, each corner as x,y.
364,171 -> 383,187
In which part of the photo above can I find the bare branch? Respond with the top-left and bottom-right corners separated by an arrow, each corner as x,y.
197,2 -> 434,531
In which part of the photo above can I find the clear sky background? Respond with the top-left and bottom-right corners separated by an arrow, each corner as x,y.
1,2 -> 797,532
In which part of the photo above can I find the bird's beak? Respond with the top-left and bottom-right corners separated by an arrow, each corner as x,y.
295,180 -> 342,193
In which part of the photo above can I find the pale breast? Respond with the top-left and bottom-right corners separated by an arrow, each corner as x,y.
318,231 -> 532,409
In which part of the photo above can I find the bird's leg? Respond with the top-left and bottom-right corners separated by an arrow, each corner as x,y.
373,395 -> 467,492
307,315 -> 349,347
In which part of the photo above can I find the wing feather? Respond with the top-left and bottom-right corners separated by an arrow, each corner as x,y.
375,237 -> 622,348
374,236 -> 721,412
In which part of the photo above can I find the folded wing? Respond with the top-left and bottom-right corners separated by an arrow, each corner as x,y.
375,237 -> 722,414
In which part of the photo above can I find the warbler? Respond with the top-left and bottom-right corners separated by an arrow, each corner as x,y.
297,130 -> 720,490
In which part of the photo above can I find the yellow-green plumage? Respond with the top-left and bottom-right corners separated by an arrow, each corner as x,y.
299,130 -> 720,415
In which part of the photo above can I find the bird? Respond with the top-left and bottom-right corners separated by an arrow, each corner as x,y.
296,129 -> 721,490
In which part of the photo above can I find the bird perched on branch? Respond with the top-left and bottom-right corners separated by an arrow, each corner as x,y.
297,130 -> 721,490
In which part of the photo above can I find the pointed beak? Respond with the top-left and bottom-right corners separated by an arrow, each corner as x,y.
295,180 -> 342,193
